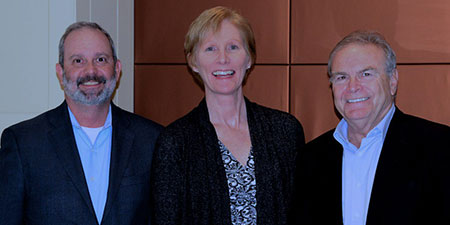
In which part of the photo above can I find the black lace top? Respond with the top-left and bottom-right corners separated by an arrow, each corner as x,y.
219,140 -> 257,225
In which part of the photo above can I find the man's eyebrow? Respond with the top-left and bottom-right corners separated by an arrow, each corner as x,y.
358,67 -> 376,74
68,54 -> 83,60
330,71 -> 348,76
94,52 -> 111,57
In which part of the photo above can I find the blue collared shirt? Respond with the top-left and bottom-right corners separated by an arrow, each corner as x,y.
69,107 -> 112,223
334,105 -> 395,225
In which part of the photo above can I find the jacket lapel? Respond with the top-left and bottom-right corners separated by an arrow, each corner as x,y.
47,102 -> 97,217
366,109 -> 415,224
323,132 -> 345,225
101,104 -> 134,223
195,99 -> 232,222
333,139 -> 344,225
244,99 -> 272,223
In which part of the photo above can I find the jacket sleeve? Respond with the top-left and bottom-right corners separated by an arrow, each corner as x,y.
0,128 -> 25,225
150,128 -> 186,225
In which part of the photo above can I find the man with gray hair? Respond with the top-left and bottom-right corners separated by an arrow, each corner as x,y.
0,21 -> 162,224
290,30 -> 450,225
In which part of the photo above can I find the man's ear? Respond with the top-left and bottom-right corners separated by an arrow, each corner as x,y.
56,63 -> 64,86
115,59 -> 122,82
390,69 -> 399,96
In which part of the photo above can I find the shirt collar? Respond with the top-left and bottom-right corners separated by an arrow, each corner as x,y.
68,105 -> 112,129
334,104 -> 396,145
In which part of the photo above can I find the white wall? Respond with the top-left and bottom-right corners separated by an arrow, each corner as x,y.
0,0 -> 134,135
76,0 -> 134,112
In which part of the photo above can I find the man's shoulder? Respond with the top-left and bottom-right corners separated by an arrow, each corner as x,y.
400,112 -> 448,129
3,103 -> 66,134
307,129 -> 336,146
303,129 -> 341,157
0,103 -> 68,151
391,110 -> 450,139
112,104 -> 163,132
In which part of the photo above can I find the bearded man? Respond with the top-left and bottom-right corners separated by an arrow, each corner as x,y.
0,21 -> 162,225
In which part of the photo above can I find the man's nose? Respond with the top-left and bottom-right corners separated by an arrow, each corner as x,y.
85,61 -> 98,74
347,76 -> 361,92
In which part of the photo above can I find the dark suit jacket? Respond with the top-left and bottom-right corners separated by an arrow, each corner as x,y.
151,98 -> 305,225
290,108 -> 450,225
0,102 -> 162,225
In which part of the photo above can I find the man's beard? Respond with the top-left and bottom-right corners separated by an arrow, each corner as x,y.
62,71 -> 117,105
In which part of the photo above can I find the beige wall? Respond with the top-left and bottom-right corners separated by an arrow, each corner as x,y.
0,0 -> 74,134
76,0 -> 135,111
134,0 -> 450,142
0,0 -> 134,135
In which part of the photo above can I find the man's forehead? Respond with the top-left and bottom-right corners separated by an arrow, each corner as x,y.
64,28 -> 112,56
338,43 -> 385,58
332,44 -> 385,67
66,27 -> 104,40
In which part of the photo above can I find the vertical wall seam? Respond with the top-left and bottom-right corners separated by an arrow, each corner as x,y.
288,0 -> 292,113
89,0 -> 92,21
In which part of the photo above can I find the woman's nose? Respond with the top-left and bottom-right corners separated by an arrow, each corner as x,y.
217,50 -> 230,64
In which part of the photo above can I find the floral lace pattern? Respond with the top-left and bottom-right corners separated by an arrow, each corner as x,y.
219,140 -> 257,225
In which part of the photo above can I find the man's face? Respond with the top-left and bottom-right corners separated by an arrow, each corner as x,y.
330,43 -> 398,129
56,27 -> 121,105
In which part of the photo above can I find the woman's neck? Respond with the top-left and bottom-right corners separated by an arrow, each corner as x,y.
206,93 -> 247,128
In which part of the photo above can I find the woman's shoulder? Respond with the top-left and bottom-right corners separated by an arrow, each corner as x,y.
247,100 -> 301,127
158,101 -> 209,141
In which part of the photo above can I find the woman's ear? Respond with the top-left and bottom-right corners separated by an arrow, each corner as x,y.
187,53 -> 199,73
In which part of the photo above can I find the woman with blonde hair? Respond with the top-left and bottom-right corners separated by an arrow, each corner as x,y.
151,6 -> 305,225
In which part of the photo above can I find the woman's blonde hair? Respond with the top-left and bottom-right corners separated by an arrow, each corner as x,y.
184,6 -> 256,84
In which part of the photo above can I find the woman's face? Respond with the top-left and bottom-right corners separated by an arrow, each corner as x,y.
192,20 -> 251,97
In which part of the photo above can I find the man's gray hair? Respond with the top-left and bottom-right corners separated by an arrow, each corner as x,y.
328,30 -> 397,77
58,21 -> 117,69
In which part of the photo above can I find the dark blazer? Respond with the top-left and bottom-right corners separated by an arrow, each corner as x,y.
0,101 -> 162,225
151,98 -> 305,225
290,108 -> 450,225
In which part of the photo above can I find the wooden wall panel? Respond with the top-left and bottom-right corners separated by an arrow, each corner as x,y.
135,0 -> 450,142
291,0 -> 450,63
244,66 -> 289,112
135,65 -> 290,126
134,65 -> 204,126
135,0 -> 289,64
290,65 -> 450,142
290,66 -> 339,142
396,66 -> 450,125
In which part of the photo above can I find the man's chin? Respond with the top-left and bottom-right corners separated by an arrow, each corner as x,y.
64,83 -> 115,106
68,94 -> 109,106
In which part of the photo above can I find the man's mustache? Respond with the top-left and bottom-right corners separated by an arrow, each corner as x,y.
76,74 -> 107,86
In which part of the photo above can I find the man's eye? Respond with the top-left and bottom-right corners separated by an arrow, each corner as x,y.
74,59 -> 82,63
331,75 -> 347,83
97,57 -> 107,63
335,75 -> 347,81
362,72 -> 372,77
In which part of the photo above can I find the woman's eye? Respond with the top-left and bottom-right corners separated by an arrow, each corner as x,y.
205,46 -> 215,51
229,44 -> 239,50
